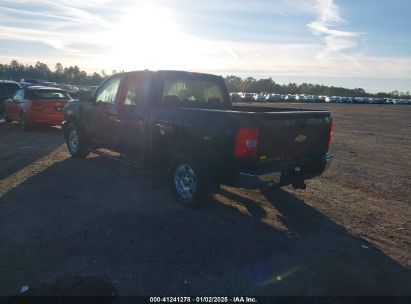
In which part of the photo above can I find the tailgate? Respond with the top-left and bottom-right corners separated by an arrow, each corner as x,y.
257,111 -> 332,164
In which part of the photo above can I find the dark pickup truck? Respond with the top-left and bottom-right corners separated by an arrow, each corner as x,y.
62,70 -> 333,206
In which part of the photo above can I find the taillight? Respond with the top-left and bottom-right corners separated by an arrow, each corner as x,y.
30,102 -> 43,111
235,127 -> 260,160
327,118 -> 334,150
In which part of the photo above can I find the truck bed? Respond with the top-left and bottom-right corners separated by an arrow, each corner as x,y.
232,105 -> 332,164
177,105 -> 332,166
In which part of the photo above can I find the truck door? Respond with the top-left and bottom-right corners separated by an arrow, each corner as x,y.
114,72 -> 150,159
82,75 -> 122,147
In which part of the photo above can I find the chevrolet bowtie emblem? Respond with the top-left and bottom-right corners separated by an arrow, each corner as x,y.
295,134 -> 307,143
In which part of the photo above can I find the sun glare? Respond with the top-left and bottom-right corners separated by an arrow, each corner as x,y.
95,5 -> 190,70
93,4 -> 238,73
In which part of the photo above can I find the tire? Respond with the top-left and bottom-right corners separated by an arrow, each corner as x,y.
169,154 -> 215,207
20,112 -> 29,130
66,123 -> 89,158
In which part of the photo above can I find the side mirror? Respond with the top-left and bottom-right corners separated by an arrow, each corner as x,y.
79,90 -> 94,102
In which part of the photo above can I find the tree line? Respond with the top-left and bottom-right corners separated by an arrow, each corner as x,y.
0,60 -> 106,86
225,76 -> 410,99
0,60 -> 409,98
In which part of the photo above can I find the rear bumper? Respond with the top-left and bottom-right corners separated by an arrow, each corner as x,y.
237,154 -> 333,189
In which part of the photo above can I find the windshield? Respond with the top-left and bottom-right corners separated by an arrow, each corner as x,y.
162,78 -> 226,106
27,90 -> 70,100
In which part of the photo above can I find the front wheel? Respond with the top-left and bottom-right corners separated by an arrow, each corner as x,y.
66,123 -> 89,158
169,154 -> 215,207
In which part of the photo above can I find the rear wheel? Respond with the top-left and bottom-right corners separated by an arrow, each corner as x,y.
169,154 -> 215,207
67,123 -> 89,158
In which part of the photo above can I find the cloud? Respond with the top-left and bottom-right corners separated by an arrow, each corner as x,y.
0,0 -> 113,28
307,0 -> 360,56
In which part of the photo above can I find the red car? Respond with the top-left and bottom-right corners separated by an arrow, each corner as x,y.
3,86 -> 71,130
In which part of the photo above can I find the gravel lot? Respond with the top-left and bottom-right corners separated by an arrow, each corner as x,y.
0,103 -> 410,296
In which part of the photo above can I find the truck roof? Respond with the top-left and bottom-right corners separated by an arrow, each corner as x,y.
25,85 -> 64,91
117,70 -> 222,79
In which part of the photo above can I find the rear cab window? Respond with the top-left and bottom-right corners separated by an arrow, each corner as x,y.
160,72 -> 230,108
27,90 -> 70,100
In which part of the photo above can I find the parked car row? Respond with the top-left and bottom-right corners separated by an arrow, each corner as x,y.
230,92 -> 411,105
230,92 -> 329,103
20,79 -> 98,97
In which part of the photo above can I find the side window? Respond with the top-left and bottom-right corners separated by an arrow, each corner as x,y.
96,77 -> 121,104
123,76 -> 149,106
13,89 -> 24,101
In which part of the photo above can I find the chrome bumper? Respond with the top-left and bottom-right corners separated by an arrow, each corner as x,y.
238,154 -> 333,189
239,171 -> 282,188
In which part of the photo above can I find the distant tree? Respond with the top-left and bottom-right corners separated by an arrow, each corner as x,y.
55,63 -> 63,73
224,75 -> 243,92
0,60 -> 106,86
35,61 -> 51,80
255,78 -> 277,93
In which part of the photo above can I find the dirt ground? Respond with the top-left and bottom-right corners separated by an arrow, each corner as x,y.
0,103 -> 410,297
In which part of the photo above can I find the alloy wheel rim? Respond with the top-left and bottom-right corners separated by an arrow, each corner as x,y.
174,164 -> 198,199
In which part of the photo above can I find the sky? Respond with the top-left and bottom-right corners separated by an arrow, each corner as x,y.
0,0 -> 410,93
